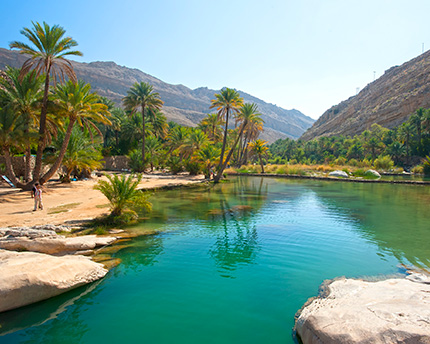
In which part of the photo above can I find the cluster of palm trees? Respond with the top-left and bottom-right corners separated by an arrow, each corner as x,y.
269,109 -> 430,170
114,84 -> 267,182
0,22 -> 110,189
1,22 -> 269,189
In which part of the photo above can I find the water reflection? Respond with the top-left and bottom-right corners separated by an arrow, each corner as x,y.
305,180 -> 430,269
209,191 -> 261,278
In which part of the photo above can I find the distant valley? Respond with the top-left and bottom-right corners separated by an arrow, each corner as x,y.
0,48 -> 314,143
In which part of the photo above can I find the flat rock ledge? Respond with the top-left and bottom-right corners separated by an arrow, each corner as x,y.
0,249 -> 108,313
295,277 -> 430,344
0,227 -> 116,255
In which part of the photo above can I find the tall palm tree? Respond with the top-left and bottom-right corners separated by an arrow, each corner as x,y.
40,80 -> 110,184
123,82 -> 163,168
10,22 -> 82,185
248,139 -> 268,173
146,108 -> 168,139
210,88 -> 243,179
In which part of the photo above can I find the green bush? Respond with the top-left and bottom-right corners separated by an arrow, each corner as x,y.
128,150 -> 146,172
374,155 -> 394,171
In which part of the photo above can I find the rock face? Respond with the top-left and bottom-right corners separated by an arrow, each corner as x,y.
301,50 -> 430,140
295,277 -> 430,344
0,249 -> 108,312
0,48 -> 314,142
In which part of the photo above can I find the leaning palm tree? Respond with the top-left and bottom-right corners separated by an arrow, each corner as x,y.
10,22 -> 83,186
209,88 -> 243,180
214,103 -> 261,182
40,80 -> 110,184
123,82 -> 164,168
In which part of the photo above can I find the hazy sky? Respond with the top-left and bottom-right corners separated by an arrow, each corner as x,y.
1,0 -> 430,119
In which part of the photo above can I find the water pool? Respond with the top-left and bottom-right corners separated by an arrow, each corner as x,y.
2,176 -> 430,343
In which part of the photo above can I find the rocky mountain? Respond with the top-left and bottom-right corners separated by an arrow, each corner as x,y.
301,50 -> 430,141
0,48 -> 314,143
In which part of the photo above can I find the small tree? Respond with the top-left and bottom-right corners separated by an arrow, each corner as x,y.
94,174 -> 151,221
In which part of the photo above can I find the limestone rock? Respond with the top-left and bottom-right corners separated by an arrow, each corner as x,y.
0,249 -> 108,312
0,235 -> 116,255
329,170 -> 349,178
295,277 -> 430,344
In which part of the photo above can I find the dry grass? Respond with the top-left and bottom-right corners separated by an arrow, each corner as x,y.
47,202 -> 81,214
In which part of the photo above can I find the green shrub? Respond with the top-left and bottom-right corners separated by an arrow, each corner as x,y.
348,159 -> 359,167
412,165 -> 424,174
167,155 -> 183,174
128,150 -> 146,172
374,155 -> 394,171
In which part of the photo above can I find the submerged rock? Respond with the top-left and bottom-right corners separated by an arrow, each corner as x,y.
0,249 -> 108,313
329,170 -> 349,178
295,277 -> 430,344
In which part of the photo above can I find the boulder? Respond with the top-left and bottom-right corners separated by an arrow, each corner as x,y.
365,169 -> 381,178
329,170 -> 349,178
0,249 -> 108,312
295,277 -> 430,344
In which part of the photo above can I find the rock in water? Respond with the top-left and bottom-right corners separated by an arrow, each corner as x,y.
295,277 -> 430,343
329,170 -> 349,178
0,249 -> 108,313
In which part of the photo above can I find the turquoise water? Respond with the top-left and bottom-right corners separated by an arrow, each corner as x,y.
2,176 -> 430,343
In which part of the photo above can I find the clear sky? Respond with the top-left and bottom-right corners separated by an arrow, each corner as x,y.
1,0 -> 430,119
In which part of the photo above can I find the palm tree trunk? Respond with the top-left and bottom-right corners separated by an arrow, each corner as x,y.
141,104 -> 146,169
259,155 -> 265,173
217,108 -> 230,174
25,146 -> 32,182
3,147 -> 24,188
32,69 -> 51,181
39,118 -> 76,184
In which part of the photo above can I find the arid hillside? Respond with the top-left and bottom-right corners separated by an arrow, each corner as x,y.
301,50 -> 430,140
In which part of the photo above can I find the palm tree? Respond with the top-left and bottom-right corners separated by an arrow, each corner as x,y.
0,67 -> 44,181
123,82 -> 163,168
398,122 -> 414,166
146,108 -> 168,139
209,88 -> 243,179
248,139 -> 268,173
181,128 -> 208,158
45,126 -> 103,182
196,144 -> 221,180
215,103 -> 262,181
0,106 -> 26,186
198,113 -> 224,142
40,80 -> 110,184
10,22 -> 82,185
145,135 -> 162,172
94,173 -> 151,219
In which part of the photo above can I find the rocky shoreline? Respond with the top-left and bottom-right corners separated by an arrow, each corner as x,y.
294,274 -> 430,343
0,225 -> 120,313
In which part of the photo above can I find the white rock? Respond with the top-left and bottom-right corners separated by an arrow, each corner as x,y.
295,277 -> 430,344
0,235 -> 116,255
0,249 -> 108,313
365,169 -> 381,178
329,170 -> 349,178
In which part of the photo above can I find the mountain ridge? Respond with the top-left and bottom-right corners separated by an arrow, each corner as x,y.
0,48 -> 314,143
